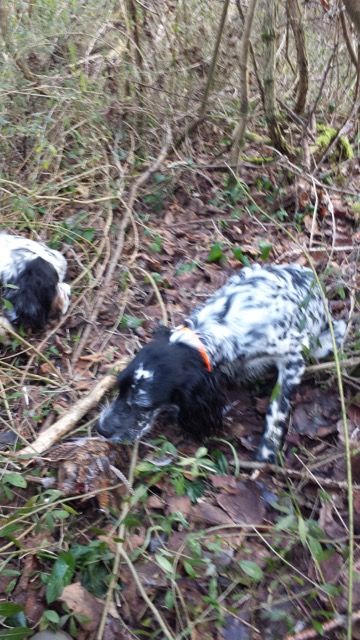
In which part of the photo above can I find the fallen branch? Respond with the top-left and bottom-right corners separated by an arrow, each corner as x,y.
17,359 -> 128,460
227,456 -> 355,491
285,609 -> 360,640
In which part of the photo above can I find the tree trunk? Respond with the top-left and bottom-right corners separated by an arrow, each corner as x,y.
287,0 -> 309,114
262,0 -> 291,154
342,0 -> 360,103
343,0 -> 360,37
231,0 -> 260,166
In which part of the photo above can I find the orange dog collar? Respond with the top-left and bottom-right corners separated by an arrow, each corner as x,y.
178,326 -> 212,372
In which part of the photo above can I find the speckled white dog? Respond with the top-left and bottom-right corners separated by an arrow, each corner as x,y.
98,264 -> 346,462
0,233 -> 71,331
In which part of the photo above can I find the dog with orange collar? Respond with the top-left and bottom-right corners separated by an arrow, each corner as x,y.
98,264 -> 345,462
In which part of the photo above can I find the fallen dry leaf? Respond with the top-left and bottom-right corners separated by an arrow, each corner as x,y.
166,495 -> 192,517
190,502 -> 234,526
60,582 -> 118,631
292,387 -> 340,438
216,481 -> 265,525
209,475 -> 238,492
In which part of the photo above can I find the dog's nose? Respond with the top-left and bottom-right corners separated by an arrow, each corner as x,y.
97,421 -> 111,438
97,407 -> 115,438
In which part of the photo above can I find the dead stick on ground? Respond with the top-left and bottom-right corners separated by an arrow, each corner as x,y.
285,609 -> 360,640
17,359 -> 128,460
231,457 -> 355,491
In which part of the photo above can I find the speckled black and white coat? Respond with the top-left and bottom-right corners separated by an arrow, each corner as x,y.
0,233 -> 71,331
98,264 -> 346,462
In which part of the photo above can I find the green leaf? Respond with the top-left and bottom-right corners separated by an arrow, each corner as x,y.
275,513 -> 296,531
298,516 -> 308,546
0,630 -> 32,639
183,560 -> 197,577
270,382 -> 281,402
2,298 -> 14,312
3,473 -> 27,488
232,247 -> 251,266
207,243 -> 224,263
307,535 -> 323,561
258,240 -> 272,260
164,589 -> 174,609
212,450 -> 228,474
46,552 -> 75,604
176,261 -> 198,275
155,554 -> 173,574
43,609 -> 60,623
0,602 -> 24,617
51,509 -> 70,520
119,314 -> 143,330
239,560 -> 263,582
153,172 -> 168,184
195,447 -> 208,459
312,620 -> 323,634
129,484 -> 147,506
81,228 -> 95,242
185,479 -> 206,502
321,583 -> 340,596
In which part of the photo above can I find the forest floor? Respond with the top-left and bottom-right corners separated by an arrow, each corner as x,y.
1,147 -> 360,640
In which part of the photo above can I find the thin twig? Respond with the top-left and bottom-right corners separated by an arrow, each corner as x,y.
120,546 -> 175,640
135,266 -> 168,326
285,609 -> 360,640
230,457 -> 353,491
72,128 -> 172,363
175,0 -> 231,146
96,442 -> 139,640
0,318 -> 65,382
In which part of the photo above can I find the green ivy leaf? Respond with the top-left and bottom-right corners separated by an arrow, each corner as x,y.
207,242 -> 224,263
0,602 -> 24,617
46,552 -> 75,604
3,473 -> 27,489
232,247 -> 251,266
43,609 -> 60,624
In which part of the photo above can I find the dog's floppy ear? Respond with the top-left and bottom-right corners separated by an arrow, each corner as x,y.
117,362 -> 135,391
175,371 -> 225,439
152,324 -> 171,341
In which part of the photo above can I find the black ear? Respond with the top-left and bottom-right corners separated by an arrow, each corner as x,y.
176,372 -> 225,439
152,324 -> 171,341
117,365 -> 134,392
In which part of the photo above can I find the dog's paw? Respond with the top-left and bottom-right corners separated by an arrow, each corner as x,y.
255,440 -> 276,464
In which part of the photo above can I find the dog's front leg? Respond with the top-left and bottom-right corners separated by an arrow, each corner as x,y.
256,352 -> 305,463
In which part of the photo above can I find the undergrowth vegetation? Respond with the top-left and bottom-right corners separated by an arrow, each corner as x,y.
0,0 -> 360,638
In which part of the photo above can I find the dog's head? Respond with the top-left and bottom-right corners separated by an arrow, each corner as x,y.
3,257 -> 71,331
98,328 -> 224,443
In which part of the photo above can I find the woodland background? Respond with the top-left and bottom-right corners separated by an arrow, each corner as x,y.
0,1 -> 360,639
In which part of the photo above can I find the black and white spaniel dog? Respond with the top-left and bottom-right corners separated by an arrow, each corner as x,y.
98,264 -> 346,462
0,232 -> 71,331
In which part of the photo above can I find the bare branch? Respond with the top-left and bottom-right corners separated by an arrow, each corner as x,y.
287,0 -> 309,114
